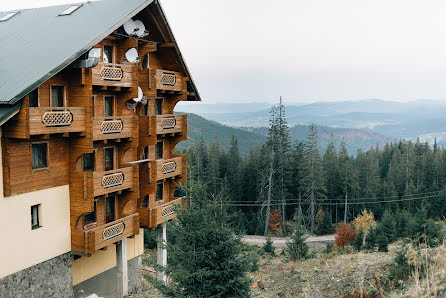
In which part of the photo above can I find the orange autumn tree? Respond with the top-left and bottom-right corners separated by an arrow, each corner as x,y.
335,222 -> 357,248
352,210 -> 377,245
269,209 -> 281,234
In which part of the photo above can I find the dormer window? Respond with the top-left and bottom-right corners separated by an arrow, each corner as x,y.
59,4 -> 82,16
51,86 -> 65,107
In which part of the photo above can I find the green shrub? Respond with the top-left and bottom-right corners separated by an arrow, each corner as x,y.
285,224 -> 309,261
352,228 -> 364,251
262,236 -> 275,256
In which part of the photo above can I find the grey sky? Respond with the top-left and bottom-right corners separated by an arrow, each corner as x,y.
3,0 -> 446,104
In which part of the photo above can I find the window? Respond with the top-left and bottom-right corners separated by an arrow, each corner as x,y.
106,196 -> 115,223
141,54 -> 149,69
51,86 -> 65,107
32,143 -> 48,169
155,98 -> 163,115
29,88 -> 39,107
59,4 -> 82,16
104,147 -> 115,171
142,195 -> 149,208
141,146 -> 149,160
156,183 -> 163,202
155,142 -> 163,160
103,45 -> 114,63
84,201 -> 96,225
83,153 -> 95,172
141,103 -> 148,116
104,96 -> 114,117
31,204 -> 41,230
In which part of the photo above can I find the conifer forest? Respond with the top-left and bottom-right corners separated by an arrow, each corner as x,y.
182,100 -> 446,236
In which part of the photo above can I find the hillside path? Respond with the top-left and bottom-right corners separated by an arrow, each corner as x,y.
242,234 -> 334,248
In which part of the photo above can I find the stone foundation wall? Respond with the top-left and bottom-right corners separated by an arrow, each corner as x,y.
0,252 -> 73,297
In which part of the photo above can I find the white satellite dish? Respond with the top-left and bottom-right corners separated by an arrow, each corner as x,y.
123,19 -> 137,36
125,48 -> 140,64
132,86 -> 143,103
134,20 -> 149,38
103,52 -> 109,63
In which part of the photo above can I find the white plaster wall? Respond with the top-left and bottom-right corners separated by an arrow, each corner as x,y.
0,129 -> 71,278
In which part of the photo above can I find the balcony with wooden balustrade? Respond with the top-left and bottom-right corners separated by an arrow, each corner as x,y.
81,213 -> 140,254
3,106 -> 86,139
93,166 -> 137,197
150,156 -> 185,182
153,69 -> 185,93
150,114 -> 186,136
92,116 -> 136,141
140,197 -> 185,228
91,63 -> 134,88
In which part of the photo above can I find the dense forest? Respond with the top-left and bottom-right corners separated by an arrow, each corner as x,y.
181,100 -> 446,236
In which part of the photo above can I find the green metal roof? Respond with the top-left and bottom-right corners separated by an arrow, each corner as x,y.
0,0 -> 153,105
0,103 -> 22,127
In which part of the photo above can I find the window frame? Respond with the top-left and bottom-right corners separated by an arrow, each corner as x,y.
102,44 -> 115,64
49,85 -> 67,108
155,183 -> 164,202
103,95 -> 115,117
31,204 -> 41,230
31,142 -> 49,171
155,98 -> 163,115
155,141 -> 163,160
82,151 -> 96,172
83,200 -> 97,227
28,88 -> 39,107
103,146 -> 116,171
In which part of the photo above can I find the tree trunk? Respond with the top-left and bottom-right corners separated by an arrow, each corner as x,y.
264,156 -> 274,236
344,192 -> 348,223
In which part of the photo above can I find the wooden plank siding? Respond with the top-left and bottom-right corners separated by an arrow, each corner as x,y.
2,20 -> 195,253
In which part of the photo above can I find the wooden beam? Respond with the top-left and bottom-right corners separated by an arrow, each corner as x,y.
160,43 -> 175,48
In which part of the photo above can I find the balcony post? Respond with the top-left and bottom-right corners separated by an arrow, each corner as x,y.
157,222 -> 167,284
116,238 -> 128,297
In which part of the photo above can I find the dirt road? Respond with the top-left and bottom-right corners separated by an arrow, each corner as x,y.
243,235 -> 334,248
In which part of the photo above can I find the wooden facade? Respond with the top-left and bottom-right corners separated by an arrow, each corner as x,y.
1,3 -> 197,254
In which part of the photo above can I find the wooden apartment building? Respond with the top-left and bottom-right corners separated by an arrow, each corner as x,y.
0,0 -> 199,297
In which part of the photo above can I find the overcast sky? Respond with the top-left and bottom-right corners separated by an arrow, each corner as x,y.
3,0 -> 446,104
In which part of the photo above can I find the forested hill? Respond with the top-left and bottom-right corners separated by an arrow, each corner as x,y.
176,113 -> 266,154
177,113 -> 392,155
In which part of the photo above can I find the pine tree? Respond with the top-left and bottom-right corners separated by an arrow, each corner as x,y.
302,123 -> 325,234
316,209 -> 332,235
166,180 -> 251,297
285,224 -> 309,261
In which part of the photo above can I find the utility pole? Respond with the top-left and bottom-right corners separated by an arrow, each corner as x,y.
264,153 -> 274,236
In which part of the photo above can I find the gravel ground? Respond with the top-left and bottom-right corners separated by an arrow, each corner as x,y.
243,234 -> 335,249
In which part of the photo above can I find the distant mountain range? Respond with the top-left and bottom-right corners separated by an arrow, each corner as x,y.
177,99 -> 446,146
177,113 -> 392,155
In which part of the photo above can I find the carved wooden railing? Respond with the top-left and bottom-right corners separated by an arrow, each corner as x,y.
83,213 -> 139,254
28,107 -> 86,135
154,69 -> 184,93
151,114 -> 185,135
147,197 -> 185,228
92,116 -> 135,141
93,167 -> 135,196
92,62 -> 133,87
152,156 -> 184,181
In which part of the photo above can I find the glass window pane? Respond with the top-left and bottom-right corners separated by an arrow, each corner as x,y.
83,153 -> 94,172
32,143 -> 47,169
51,86 -> 64,107
84,202 -> 96,225
31,205 -> 40,229
29,88 -> 38,107
155,98 -> 163,115
104,96 -> 114,117
156,183 -> 163,201
141,54 -> 149,69
155,142 -> 163,159
104,46 -> 113,63
104,148 -> 114,171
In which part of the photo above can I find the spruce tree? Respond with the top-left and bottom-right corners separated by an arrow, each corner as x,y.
166,180 -> 251,297
285,224 -> 309,261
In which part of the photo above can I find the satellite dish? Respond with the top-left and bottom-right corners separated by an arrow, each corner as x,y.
103,52 -> 109,63
122,19 -> 137,36
134,20 -> 149,37
132,86 -> 143,103
88,48 -> 101,59
125,48 -> 140,64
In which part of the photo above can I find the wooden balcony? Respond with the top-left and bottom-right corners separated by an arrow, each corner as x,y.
93,167 -> 136,197
150,156 -> 185,182
92,116 -> 135,141
92,63 -> 134,88
83,213 -> 139,254
141,197 -> 185,228
3,107 -> 86,138
154,69 -> 184,93
151,114 -> 186,136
